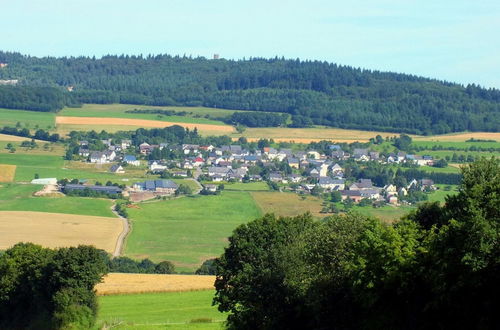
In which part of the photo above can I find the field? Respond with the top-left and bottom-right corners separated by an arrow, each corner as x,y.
413,132 -> 500,142
96,290 -> 225,329
0,108 -> 56,130
233,127 -> 407,143
0,211 -> 122,253
0,184 -> 116,217
0,164 -> 16,182
251,191 -> 324,218
96,273 -> 215,295
0,141 -> 65,155
60,104 -> 227,125
411,140 -> 500,149
351,205 -> 414,223
125,191 -> 262,272
223,181 -> 270,191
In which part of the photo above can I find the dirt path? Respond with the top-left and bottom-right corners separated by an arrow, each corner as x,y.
110,203 -> 130,257
187,178 -> 203,194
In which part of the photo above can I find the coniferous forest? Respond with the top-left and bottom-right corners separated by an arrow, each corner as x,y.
0,51 -> 499,134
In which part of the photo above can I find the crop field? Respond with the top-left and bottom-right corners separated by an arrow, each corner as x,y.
0,164 -> 16,182
0,184 -> 116,217
0,211 -> 122,253
0,108 -> 56,130
96,290 -> 225,329
96,273 -> 216,295
234,127 -> 407,143
125,191 -> 262,272
413,132 -> 500,142
411,140 -> 500,149
251,191 -> 324,218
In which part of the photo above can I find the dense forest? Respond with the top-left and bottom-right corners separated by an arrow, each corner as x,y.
214,158 -> 499,329
0,51 -> 499,134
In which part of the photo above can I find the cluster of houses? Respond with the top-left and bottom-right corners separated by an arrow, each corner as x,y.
72,139 -> 438,204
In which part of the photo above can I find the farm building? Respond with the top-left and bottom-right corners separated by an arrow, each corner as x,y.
63,184 -> 122,195
133,179 -> 178,194
31,178 -> 57,185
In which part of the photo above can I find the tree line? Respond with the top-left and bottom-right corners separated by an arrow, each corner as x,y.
0,51 -> 499,134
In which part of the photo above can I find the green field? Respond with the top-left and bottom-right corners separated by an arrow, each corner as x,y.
419,165 -> 461,174
0,183 -> 116,217
96,290 -> 225,329
223,181 -> 270,191
416,150 -> 498,160
351,205 -> 414,223
0,108 -> 56,130
427,185 -> 458,203
125,191 -> 262,272
412,140 -> 500,149
60,104 -> 239,125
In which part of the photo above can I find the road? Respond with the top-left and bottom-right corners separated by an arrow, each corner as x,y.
111,203 -> 130,257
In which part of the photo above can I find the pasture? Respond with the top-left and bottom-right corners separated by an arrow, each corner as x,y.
413,132 -> 500,142
0,164 -> 16,182
0,211 -> 122,253
96,290 -> 225,329
0,141 -> 65,155
0,108 -> 56,130
125,191 -> 262,272
224,181 -> 270,191
61,104 -> 226,125
0,184 -> 116,217
351,205 -> 414,223
251,191 -> 324,218
96,273 -> 215,295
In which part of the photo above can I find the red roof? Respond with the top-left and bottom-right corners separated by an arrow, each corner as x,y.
195,157 -> 204,162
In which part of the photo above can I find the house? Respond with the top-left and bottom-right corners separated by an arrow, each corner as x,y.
172,170 -> 188,177
182,144 -> 199,154
398,187 -> 408,196
384,184 -> 397,194
407,179 -> 418,190
331,163 -> 343,175
387,195 -> 398,204
139,142 -> 154,155
308,168 -> 320,178
78,147 -> 90,157
208,167 -> 231,177
204,184 -> 218,192
133,180 -> 178,194
193,157 -> 204,167
307,151 -> 321,160
104,150 -> 116,161
287,158 -> 300,169
420,179 -> 436,190
89,152 -> 108,164
331,150 -> 346,159
360,188 -> 381,199
269,172 -> 283,182
149,161 -> 167,172
31,178 -> 57,185
121,139 -> 132,149
369,152 -> 380,161
230,145 -> 243,156
123,155 -> 140,166
319,163 -> 329,177
318,177 -> 345,190
341,190 -> 363,203
110,164 -> 125,174
349,179 -> 374,190
287,173 -> 303,183
63,184 -> 122,195
101,139 -> 112,147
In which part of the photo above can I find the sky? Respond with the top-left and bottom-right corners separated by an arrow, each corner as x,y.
1,0 -> 499,88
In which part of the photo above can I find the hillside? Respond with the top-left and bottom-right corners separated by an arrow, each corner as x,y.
0,51 -> 499,134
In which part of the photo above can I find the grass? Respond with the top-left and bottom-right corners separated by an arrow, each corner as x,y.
351,205 -> 414,223
0,164 -> 16,182
61,104 -> 227,125
96,290 -> 225,329
0,210 -> 122,253
415,150 -> 498,159
413,132 -> 500,142
411,140 -> 500,149
0,141 -> 65,155
224,181 -> 270,191
427,185 -> 459,203
251,191 -> 324,218
96,273 -> 215,295
0,184 -> 116,217
419,165 -> 461,174
125,191 -> 262,272
0,108 -> 56,130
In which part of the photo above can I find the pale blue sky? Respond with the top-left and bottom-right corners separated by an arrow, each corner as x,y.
1,0 -> 499,88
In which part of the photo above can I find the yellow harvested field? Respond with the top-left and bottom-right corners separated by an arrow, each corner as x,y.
0,164 -> 16,182
235,127 -> 407,143
55,116 -> 234,135
0,133 -> 30,141
413,132 -> 500,142
251,191 -> 324,218
95,273 -> 216,295
0,211 -> 122,253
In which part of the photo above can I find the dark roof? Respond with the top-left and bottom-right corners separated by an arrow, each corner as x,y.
64,184 -> 121,194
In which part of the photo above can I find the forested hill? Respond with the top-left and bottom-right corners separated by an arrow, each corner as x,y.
0,51 -> 499,134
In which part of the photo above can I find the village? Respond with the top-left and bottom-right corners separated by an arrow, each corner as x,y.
47,136 -> 443,207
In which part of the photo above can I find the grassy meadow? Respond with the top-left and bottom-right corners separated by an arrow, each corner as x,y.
0,184 -> 116,217
96,290 -> 225,329
0,108 -> 56,130
251,191 -> 324,218
125,191 -> 262,272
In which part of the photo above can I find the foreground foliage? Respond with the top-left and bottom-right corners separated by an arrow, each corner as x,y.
214,158 -> 499,329
0,244 -> 107,329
